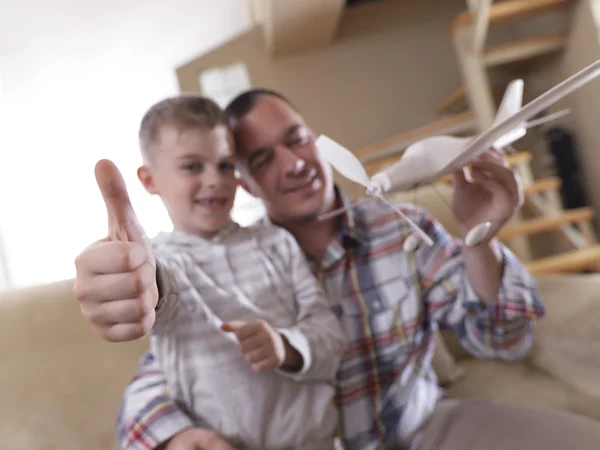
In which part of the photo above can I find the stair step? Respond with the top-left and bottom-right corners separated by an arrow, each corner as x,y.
356,111 -> 477,163
522,176 -> 561,195
498,207 -> 595,240
525,245 -> 600,275
451,0 -> 574,33
483,32 -> 566,67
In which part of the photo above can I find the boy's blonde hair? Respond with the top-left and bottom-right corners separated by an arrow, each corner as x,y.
138,95 -> 228,162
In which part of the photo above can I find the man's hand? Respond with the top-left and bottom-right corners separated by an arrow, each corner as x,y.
221,320 -> 303,372
73,159 -> 158,342
452,149 -> 523,243
164,428 -> 235,450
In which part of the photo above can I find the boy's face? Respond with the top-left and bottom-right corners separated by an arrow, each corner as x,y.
138,124 -> 238,238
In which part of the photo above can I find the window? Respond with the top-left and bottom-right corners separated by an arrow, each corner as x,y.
200,62 -> 266,226
0,232 -> 9,290
199,62 -> 252,108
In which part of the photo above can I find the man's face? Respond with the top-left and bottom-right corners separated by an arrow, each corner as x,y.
235,96 -> 335,222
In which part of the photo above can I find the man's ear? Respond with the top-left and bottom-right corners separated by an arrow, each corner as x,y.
137,165 -> 159,195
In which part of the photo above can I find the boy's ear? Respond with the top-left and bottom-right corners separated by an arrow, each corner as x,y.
137,165 -> 159,195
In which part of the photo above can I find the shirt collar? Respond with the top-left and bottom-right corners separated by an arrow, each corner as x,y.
333,186 -> 362,251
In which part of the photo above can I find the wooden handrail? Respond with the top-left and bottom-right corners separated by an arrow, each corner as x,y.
435,86 -> 467,115
435,84 -> 511,115
526,246 -> 600,275
451,0 -> 574,33
497,207 -> 595,241
355,111 -> 477,162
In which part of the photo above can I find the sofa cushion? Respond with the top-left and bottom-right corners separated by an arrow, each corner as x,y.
528,274 -> 600,402
534,274 -> 600,338
443,359 -> 600,421
0,279 -> 149,450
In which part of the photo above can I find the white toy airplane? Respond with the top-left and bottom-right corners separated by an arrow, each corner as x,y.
317,58 -> 600,251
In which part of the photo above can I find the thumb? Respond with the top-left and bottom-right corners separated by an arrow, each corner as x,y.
95,159 -> 147,245
452,166 -> 470,188
221,320 -> 247,333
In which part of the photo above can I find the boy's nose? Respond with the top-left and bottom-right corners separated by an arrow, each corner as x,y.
204,166 -> 225,187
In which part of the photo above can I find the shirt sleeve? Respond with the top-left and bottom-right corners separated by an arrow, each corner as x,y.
275,230 -> 348,382
116,351 -> 194,450
152,256 -> 183,334
413,208 -> 546,362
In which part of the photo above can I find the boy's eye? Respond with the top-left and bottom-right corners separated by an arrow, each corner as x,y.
219,161 -> 235,171
182,163 -> 203,172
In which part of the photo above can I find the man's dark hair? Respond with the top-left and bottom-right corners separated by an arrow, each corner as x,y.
225,88 -> 297,137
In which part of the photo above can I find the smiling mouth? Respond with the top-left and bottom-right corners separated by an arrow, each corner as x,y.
195,197 -> 228,209
285,171 -> 319,193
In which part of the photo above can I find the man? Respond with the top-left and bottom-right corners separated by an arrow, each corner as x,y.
75,89 -> 600,450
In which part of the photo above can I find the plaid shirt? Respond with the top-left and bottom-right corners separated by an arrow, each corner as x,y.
117,192 -> 545,450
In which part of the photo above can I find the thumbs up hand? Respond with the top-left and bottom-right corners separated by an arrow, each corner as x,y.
73,159 -> 158,342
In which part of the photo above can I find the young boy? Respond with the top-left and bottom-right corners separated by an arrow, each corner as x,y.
128,95 -> 347,450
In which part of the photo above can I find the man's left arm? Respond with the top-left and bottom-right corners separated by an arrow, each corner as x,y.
417,210 -> 545,362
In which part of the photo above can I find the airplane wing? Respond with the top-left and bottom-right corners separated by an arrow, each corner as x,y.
438,58 -> 600,174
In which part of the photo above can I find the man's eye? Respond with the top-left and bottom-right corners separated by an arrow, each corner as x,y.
287,132 -> 311,148
250,151 -> 274,171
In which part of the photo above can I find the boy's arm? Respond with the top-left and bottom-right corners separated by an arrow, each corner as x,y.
116,351 -> 194,450
275,231 -> 347,382
152,256 -> 183,333
415,209 -> 545,361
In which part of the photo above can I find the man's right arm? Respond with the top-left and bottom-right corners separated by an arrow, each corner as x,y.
117,351 -> 194,450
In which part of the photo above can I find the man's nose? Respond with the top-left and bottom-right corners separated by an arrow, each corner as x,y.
276,146 -> 306,176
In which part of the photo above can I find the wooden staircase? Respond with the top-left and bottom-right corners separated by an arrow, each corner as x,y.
422,0 -> 600,274
437,0 -> 573,119
345,0 -> 599,275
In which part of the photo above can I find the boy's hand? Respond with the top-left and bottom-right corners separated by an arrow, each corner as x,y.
73,159 -> 158,342
221,320 -> 303,372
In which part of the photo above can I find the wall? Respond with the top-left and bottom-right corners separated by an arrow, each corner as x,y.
176,0 -> 467,196
176,0 -> 465,150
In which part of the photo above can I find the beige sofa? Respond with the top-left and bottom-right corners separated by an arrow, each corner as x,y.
2,189 -> 600,449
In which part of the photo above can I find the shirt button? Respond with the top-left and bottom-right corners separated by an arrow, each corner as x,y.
372,300 -> 381,309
